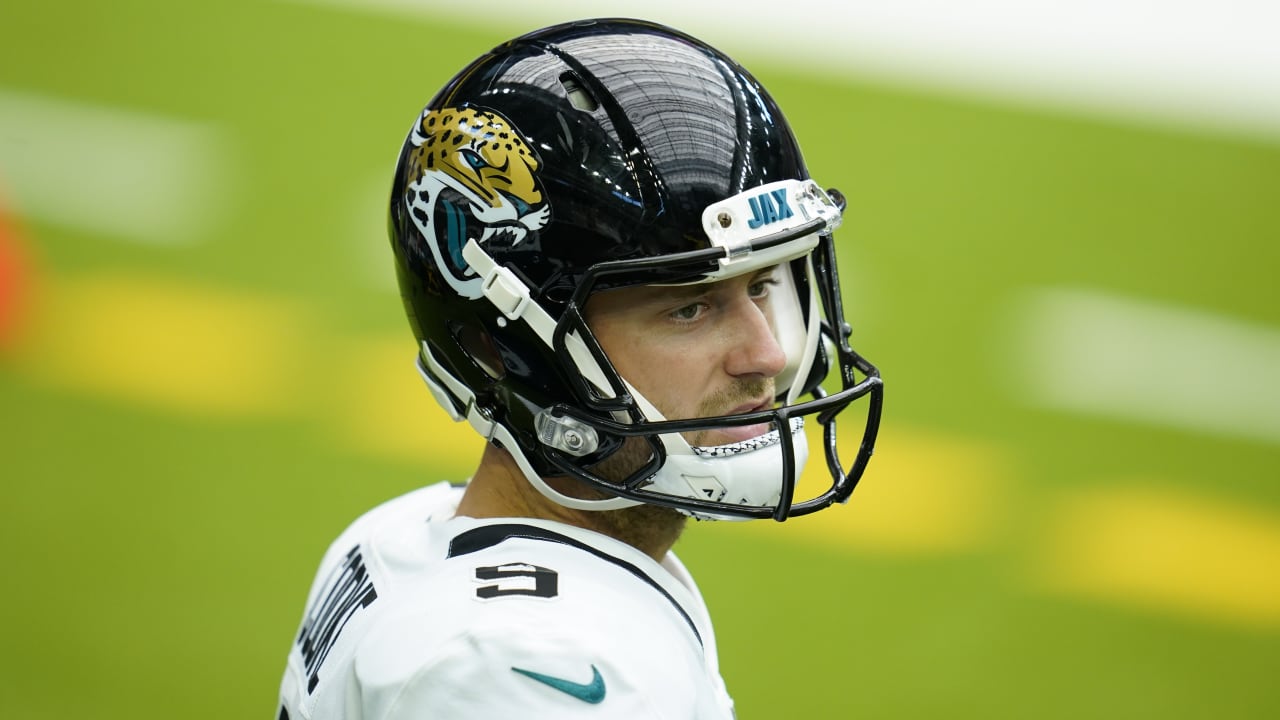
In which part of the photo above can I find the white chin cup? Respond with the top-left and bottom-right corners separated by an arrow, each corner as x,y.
642,417 -> 809,520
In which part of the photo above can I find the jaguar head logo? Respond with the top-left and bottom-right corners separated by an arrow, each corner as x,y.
404,107 -> 551,298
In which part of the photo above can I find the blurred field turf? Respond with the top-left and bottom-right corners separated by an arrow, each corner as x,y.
2,1 -> 1278,718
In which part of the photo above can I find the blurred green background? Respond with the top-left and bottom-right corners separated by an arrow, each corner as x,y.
2,1 -> 1277,718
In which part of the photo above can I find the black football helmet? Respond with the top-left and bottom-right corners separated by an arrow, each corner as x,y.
388,18 -> 882,520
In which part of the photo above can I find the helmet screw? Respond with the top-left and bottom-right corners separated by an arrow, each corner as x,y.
563,430 -> 584,451
717,212 -> 732,228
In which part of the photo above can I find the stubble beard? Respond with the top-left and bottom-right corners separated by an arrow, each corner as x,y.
577,377 -> 776,552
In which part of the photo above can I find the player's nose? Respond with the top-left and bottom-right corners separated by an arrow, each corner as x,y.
723,297 -> 787,380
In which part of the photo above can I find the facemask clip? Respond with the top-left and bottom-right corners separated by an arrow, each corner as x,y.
535,410 -> 601,457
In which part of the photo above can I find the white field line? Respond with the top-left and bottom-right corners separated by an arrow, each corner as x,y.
1009,287 -> 1280,445
280,0 -> 1280,143
0,89 -> 232,244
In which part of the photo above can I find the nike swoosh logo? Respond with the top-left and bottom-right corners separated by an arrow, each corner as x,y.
511,664 -> 606,704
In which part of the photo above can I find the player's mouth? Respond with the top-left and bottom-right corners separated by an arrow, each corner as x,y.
703,398 -> 775,445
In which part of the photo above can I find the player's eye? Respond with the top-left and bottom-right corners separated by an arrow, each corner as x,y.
748,277 -> 779,299
669,302 -> 707,323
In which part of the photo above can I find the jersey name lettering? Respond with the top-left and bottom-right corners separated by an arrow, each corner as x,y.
296,545 -> 378,693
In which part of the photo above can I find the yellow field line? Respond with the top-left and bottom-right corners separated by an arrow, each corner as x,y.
1031,483 -> 1280,628
18,272 -> 309,417
327,334 -> 483,463
734,425 -> 1012,555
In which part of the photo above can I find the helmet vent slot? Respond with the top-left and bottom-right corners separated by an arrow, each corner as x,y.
559,72 -> 599,112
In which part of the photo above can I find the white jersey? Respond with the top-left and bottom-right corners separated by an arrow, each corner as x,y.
277,482 -> 736,719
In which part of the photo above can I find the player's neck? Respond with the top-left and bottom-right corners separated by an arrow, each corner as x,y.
456,445 -> 686,562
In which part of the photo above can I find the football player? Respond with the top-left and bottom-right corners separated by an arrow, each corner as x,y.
278,18 -> 883,719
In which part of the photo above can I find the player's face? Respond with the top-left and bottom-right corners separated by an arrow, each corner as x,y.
584,266 -> 788,447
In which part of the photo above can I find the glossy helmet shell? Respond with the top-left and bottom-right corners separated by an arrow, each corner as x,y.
388,18 -> 880,519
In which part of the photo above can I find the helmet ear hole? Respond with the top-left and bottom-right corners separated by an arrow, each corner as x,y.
451,322 -> 506,380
